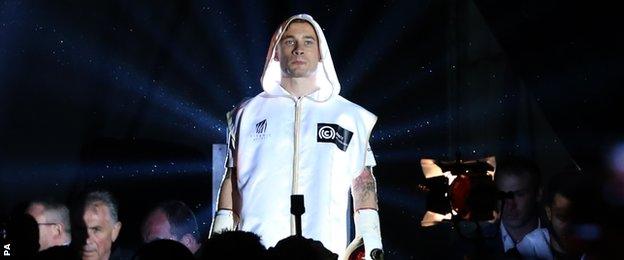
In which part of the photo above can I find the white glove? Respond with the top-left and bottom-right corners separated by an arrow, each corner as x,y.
210,209 -> 234,236
357,209 -> 383,260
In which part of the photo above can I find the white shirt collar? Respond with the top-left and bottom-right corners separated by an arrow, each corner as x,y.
500,219 -> 553,260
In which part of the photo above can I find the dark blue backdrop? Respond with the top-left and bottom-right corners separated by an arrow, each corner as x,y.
1,0 -> 621,258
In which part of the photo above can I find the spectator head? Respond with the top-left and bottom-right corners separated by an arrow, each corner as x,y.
494,157 -> 542,229
198,230 -> 266,260
132,239 -> 194,260
267,235 -> 338,260
35,245 -> 80,260
141,200 -> 201,253
26,199 -> 72,251
6,213 -> 40,259
81,191 -> 122,260
544,171 -> 601,256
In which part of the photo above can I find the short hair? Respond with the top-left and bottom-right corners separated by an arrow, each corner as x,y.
199,231 -> 266,260
155,200 -> 199,240
28,199 -> 71,234
84,191 -> 119,223
494,157 -> 541,190
284,19 -> 317,39
544,170 -> 602,223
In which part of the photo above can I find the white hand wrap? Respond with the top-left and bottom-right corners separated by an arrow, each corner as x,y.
357,209 -> 383,260
210,209 -> 234,236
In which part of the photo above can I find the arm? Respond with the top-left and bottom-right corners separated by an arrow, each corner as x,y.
211,108 -> 244,236
217,167 -> 234,210
352,167 -> 379,210
351,167 -> 383,260
210,167 -> 239,236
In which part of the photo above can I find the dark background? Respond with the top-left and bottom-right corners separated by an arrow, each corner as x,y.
0,0 -> 621,258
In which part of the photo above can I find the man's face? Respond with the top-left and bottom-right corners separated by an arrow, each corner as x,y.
142,210 -> 176,243
82,203 -> 121,260
497,174 -> 538,228
27,204 -> 57,251
547,193 -> 573,251
276,21 -> 320,78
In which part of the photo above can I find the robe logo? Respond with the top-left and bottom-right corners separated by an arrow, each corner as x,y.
317,123 -> 352,151
256,119 -> 267,134
252,119 -> 269,141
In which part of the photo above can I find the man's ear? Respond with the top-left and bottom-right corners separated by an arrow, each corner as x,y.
53,223 -> 63,238
111,222 -> 122,242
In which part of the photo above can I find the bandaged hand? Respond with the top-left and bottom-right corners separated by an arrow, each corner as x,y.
357,209 -> 383,260
210,209 -> 234,236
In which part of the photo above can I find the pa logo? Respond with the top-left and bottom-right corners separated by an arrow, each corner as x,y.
3,243 -> 10,256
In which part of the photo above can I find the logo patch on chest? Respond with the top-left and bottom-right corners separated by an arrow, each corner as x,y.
251,119 -> 270,141
317,123 -> 353,151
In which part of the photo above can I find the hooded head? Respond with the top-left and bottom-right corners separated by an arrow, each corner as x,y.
261,14 -> 340,102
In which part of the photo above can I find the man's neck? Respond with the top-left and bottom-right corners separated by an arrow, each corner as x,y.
61,234 -> 71,246
280,76 -> 318,98
504,217 -> 539,243
550,237 -> 566,256
550,239 -> 581,260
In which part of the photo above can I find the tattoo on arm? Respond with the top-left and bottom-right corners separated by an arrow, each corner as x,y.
352,167 -> 379,210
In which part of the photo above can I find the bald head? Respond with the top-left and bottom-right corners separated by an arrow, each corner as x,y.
142,200 -> 201,253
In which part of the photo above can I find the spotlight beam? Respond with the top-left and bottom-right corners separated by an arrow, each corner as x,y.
58,39 -> 226,140
190,1 -> 256,97
116,1 -> 237,109
341,1 -> 431,95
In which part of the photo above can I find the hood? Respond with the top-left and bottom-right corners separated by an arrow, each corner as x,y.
260,14 -> 340,102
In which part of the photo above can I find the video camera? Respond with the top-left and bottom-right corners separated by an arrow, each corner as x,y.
420,156 -> 498,227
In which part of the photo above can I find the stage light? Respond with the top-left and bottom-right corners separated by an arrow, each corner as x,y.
419,156 -> 496,227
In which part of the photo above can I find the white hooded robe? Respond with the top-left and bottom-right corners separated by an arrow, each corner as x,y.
223,14 -> 377,257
